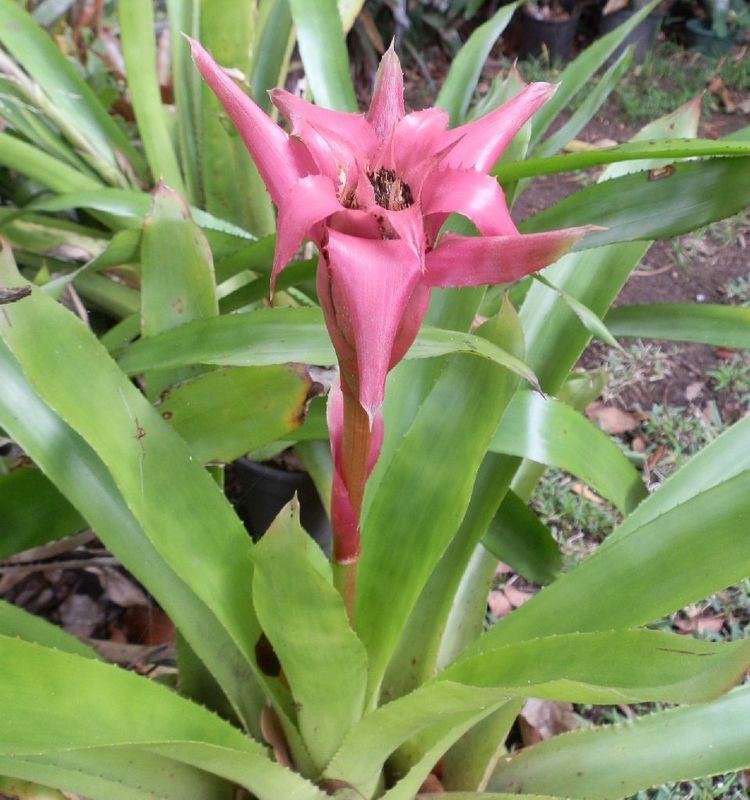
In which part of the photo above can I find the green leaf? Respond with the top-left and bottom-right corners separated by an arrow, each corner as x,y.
0,210 -> 108,264
532,274 -> 622,349
605,302 -> 750,349
465,467 -> 750,650
214,235 -> 276,282
440,700 -> 525,793
325,682 -> 510,796
489,391 -> 646,513
0,133 -> 101,194
603,411 -> 750,551
357,309 -> 525,702
0,338 -> 265,738
0,635 -> 326,800
384,706 -> 508,800
253,502 -> 368,769
0,748 -> 231,800
379,303 -> 524,703
522,157 -> 750,248
73,271 -> 140,319
520,98 -> 701,394
140,184 -> 218,398
0,0 -> 141,181
0,468 -> 85,559
0,76 -> 93,175
39,228 -> 141,301
418,795 -> 567,799
0,600 -> 94,659
116,307 -> 539,388
167,0 -> 201,204
158,365 -> 322,464
382,454 -> 521,703
490,686 -> 750,798
338,0 -> 367,31
29,189 -> 256,241
436,0 -> 522,125
0,776 -> 67,800
119,0 -> 186,195
0,245 -> 270,733
498,137 -> 750,182
528,0 -> 661,146
441,629 -> 750,705
199,1 -> 275,235
481,490 -> 562,585
287,0 -> 358,112
251,0 -> 295,113
531,47 -> 633,160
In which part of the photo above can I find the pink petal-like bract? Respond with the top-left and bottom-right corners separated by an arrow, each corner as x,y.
322,230 -> 423,419
421,168 -> 518,238
272,175 -> 342,291
271,88 -> 377,155
439,82 -> 555,172
424,228 -> 591,288
192,40 -> 589,574
366,43 -> 406,140
187,37 -> 304,205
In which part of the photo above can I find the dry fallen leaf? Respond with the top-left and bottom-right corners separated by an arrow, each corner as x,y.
90,566 -> 149,608
685,381 -> 705,402
571,482 -> 605,505
646,445 -> 667,473
58,593 -> 101,638
503,585 -> 536,608
488,590 -> 513,619
520,699 -> 583,745
586,402 -> 641,435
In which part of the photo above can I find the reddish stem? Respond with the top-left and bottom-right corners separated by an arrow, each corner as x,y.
331,382 -> 377,622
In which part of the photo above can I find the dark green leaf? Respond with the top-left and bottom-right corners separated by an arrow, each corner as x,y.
119,0 -> 186,194
157,365 -> 322,463
490,686 -> 750,798
481,490 -> 562,585
253,502 -> 368,769
0,468 -> 85,560
287,0 -> 358,111
357,308 -> 524,702
498,138 -> 750,182
489,391 -> 646,513
436,1 -> 522,125
522,158 -> 750,248
606,303 -> 750,349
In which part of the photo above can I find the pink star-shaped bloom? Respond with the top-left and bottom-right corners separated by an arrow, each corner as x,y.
190,40 -> 589,567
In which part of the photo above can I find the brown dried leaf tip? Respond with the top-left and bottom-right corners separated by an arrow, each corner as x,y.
0,286 -> 31,305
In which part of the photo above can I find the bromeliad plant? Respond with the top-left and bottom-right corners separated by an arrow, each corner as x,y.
1,1 -> 750,799
189,36 -> 589,600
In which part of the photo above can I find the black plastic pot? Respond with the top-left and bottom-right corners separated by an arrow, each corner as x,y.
227,458 -> 332,555
599,8 -> 664,64
521,6 -> 581,62
685,18 -> 734,57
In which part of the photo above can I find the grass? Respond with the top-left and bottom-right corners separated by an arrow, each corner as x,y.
723,271 -> 750,306
516,41 -> 750,125
707,354 -> 750,398
600,341 -> 675,404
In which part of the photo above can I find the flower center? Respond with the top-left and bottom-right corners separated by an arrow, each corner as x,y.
368,168 -> 414,211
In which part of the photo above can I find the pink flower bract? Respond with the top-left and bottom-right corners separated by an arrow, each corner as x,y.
190,39 -> 589,564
